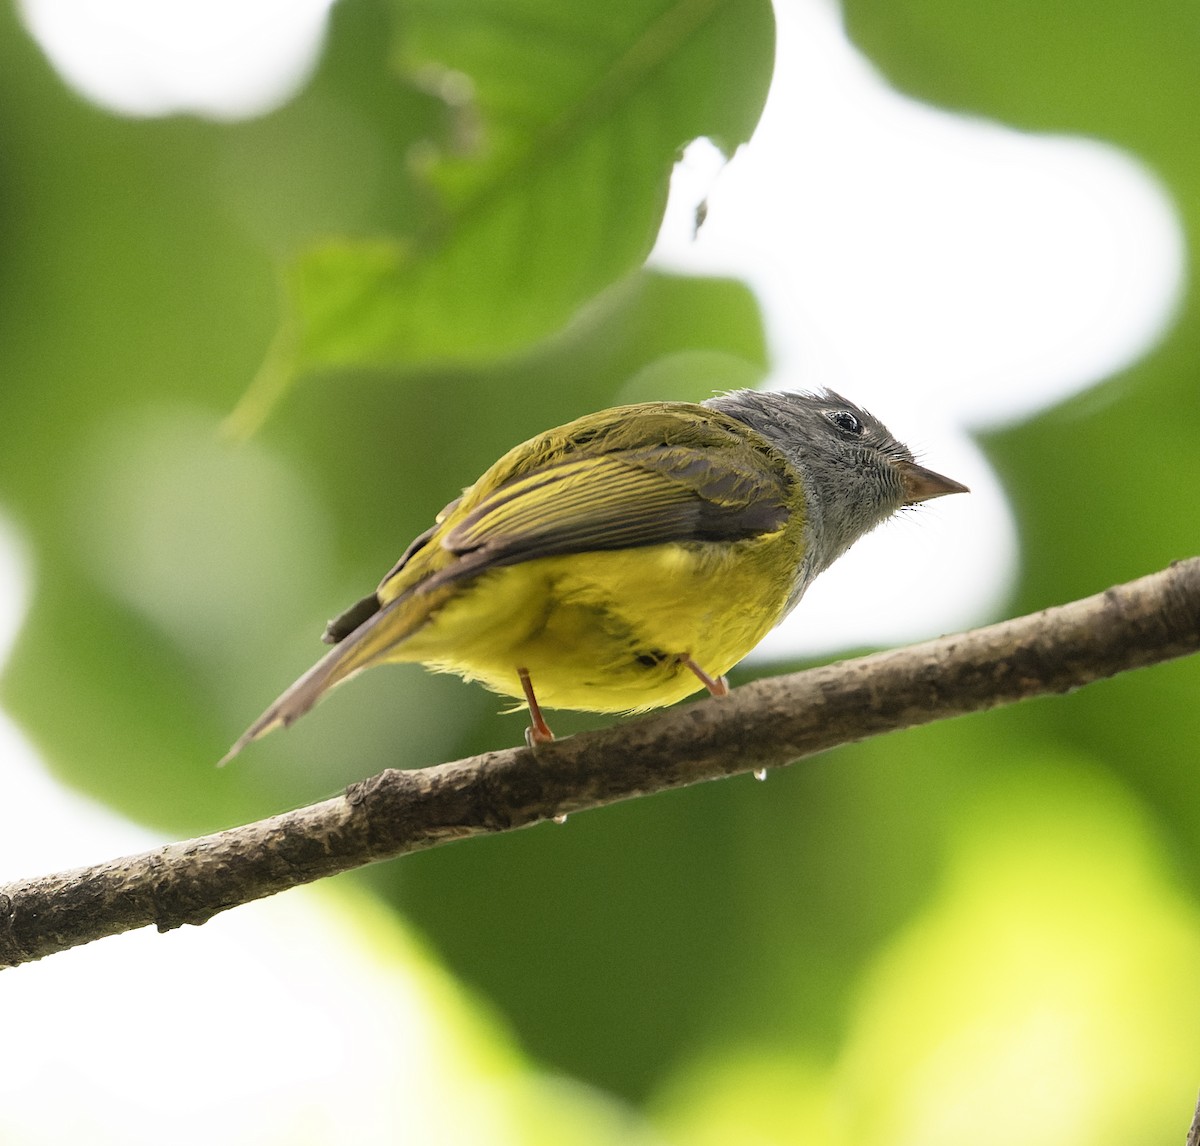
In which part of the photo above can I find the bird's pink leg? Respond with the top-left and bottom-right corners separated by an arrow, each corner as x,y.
518,667 -> 555,746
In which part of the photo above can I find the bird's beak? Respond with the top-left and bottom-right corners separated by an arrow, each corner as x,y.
896,460 -> 970,505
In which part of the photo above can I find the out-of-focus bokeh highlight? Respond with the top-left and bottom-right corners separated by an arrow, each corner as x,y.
2,0 -> 1199,1141
17,0 -> 335,118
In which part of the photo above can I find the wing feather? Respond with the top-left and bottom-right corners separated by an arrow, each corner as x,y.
440,446 -> 790,567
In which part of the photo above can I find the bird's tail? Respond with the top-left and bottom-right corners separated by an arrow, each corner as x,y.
219,587 -> 446,765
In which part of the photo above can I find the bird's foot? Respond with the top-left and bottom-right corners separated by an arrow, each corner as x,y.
681,656 -> 729,698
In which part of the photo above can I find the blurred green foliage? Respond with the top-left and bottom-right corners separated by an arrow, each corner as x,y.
0,0 -> 1198,1142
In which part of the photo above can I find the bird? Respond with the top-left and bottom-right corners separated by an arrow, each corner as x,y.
220,389 -> 967,762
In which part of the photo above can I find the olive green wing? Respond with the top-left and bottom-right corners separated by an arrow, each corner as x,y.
378,402 -> 796,601
328,403 -> 794,630
436,445 -> 789,573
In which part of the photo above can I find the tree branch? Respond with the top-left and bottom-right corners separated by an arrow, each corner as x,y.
3,557 -> 1199,969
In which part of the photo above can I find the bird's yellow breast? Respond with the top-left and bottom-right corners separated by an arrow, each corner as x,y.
393,533 -> 799,713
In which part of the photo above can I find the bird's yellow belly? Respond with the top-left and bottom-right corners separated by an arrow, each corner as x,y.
395,539 -> 792,713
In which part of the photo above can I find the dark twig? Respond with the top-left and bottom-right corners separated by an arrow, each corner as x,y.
2,557 -> 1199,969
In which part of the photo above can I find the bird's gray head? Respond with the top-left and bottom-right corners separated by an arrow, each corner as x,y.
706,388 -> 967,597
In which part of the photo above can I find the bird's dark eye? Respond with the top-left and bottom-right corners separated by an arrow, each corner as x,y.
828,410 -> 863,435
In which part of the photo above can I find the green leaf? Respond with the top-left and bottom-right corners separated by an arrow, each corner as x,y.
234,0 -> 774,428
